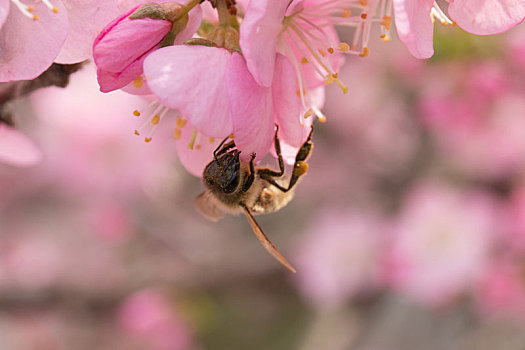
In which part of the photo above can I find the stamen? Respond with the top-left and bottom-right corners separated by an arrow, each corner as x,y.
342,8 -> 351,18
337,42 -> 350,51
41,0 -> 59,13
173,129 -> 182,140
359,46 -> 369,57
188,129 -> 198,150
431,3 -> 453,25
11,0 -> 38,19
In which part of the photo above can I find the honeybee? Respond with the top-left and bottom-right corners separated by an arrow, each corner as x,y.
195,125 -> 314,273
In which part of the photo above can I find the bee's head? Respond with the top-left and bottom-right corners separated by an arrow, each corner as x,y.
203,151 -> 241,194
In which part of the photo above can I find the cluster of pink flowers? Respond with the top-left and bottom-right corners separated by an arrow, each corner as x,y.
87,0 -> 525,174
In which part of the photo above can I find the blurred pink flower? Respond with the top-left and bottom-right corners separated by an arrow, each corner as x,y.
474,257 -> 525,321
0,124 -> 42,167
0,0 -> 119,82
117,289 -> 192,350
386,182 -> 498,307
293,209 -> 385,308
394,0 -> 525,58
94,1 -> 202,93
30,63 -> 175,197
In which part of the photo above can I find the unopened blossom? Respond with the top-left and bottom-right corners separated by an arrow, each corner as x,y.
0,124 -> 42,167
0,0 -> 119,82
394,0 -> 525,58
93,0 -> 203,92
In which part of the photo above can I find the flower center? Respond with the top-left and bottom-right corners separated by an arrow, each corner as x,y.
11,0 -> 59,20
133,100 -> 170,143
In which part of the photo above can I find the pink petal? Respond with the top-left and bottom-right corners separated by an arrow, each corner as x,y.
0,0 -> 8,27
174,4 -> 202,44
56,0 -> 120,63
393,0 -> 435,59
0,0 -> 68,82
0,125 -> 42,167
144,45 -> 232,138
240,0 -> 289,87
448,0 -> 525,35
226,53 -> 274,162
175,120 -> 221,177
272,54 -> 302,147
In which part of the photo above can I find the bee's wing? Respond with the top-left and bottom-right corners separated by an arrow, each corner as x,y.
241,204 -> 296,273
194,192 -> 225,222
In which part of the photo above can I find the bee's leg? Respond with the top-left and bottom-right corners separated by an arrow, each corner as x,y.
257,125 -> 285,178
260,126 -> 314,193
214,136 -> 236,159
242,153 -> 257,191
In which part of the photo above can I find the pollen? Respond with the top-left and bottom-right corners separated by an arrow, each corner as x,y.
337,42 -> 350,52
304,108 -> 313,118
173,128 -> 182,140
359,46 -> 370,57
133,110 -> 141,117
132,76 -> 144,89
318,115 -> 327,123
134,130 -> 140,135
27,5 -> 34,11
358,0 -> 368,5
301,57 -> 308,64
176,117 -> 187,128
32,13 -> 39,20
342,8 -> 351,18
145,137 -> 152,143
361,13 -> 367,19
151,114 -> 160,125
327,48 -> 334,54
208,137 -> 215,143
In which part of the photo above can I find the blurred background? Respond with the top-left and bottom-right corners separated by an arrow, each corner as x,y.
2,22 -> 525,350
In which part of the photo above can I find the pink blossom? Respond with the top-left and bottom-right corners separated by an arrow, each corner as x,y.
117,289 -> 192,350
394,0 -> 525,58
30,63 -> 175,196
386,182 -> 498,307
474,257 -> 525,320
0,0 -> 119,82
93,1 -> 202,93
293,209 -> 385,308
0,124 -> 42,167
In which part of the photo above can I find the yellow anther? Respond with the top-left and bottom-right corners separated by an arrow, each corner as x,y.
134,130 -> 140,135
342,8 -> 351,18
176,117 -> 187,128
27,5 -> 34,11
358,0 -> 368,5
133,110 -> 141,116
380,34 -> 386,38
151,114 -> 160,125
383,36 -> 391,42
132,76 -> 143,89
380,16 -> 392,26
52,6 -> 59,13
304,108 -> 313,118
174,128 -> 182,140
318,115 -> 327,123
452,21 -> 457,27
359,46 -> 370,57
208,137 -> 215,143
145,137 -> 152,143
327,47 -> 334,54
301,57 -> 308,64
196,144 -> 202,150
229,134 -> 234,139
361,13 -> 367,19
337,42 -> 350,52
33,14 -> 39,20
332,73 -> 338,79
